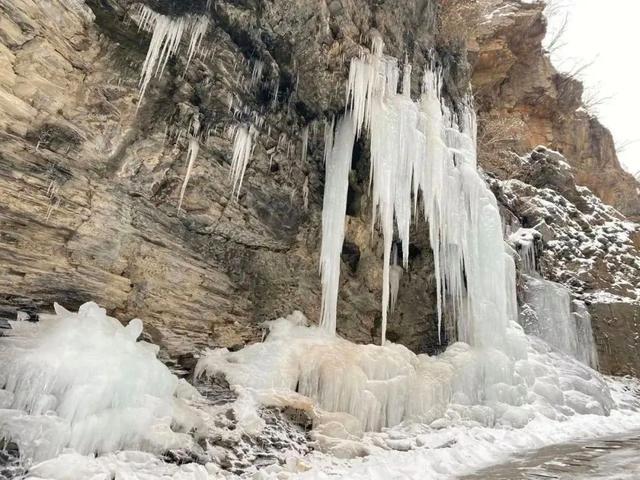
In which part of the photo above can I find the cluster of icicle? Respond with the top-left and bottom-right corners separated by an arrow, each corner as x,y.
321,37 -> 516,348
229,124 -> 257,200
135,5 -> 263,207
135,5 -> 210,108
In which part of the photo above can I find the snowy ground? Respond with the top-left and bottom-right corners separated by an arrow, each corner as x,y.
2,305 -> 640,480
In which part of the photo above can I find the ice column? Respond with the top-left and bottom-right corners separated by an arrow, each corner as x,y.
319,115 -> 355,333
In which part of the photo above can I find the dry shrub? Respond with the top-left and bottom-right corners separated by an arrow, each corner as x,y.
437,0 -> 485,48
477,113 -> 527,177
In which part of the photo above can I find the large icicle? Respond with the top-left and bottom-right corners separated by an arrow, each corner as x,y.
184,16 -> 209,72
134,6 -> 210,108
319,115 -> 355,334
136,6 -> 186,108
329,37 -> 516,347
229,125 -> 256,200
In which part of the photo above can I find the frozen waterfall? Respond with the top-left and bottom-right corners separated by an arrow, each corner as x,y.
193,38 -> 615,439
320,37 -> 516,348
521,275 -> 599,369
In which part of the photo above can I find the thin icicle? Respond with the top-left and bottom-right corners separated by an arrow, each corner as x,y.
249,60 -> 264,88
319,114 -> 355,334
184,16 -> 209,72
230,125 -> 256,200
302,175 -> 310,210
300,126 -> 309,164
177,116 -> 201,212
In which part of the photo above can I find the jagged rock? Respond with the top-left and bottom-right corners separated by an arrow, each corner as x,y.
471,0 -> 640,220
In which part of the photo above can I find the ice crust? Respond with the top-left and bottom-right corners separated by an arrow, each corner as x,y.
0,302 -> 194,463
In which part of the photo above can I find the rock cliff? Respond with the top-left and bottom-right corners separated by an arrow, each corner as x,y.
470,0 -> 640,219
0,0 -> 450,360
1,0 -> 639,375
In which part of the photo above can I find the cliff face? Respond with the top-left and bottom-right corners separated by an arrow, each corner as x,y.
469,0 -> 640,375
0,0 -> 454,359
490,147 -> 640,375
470,0 -> 640,220
1,0 -> 639,375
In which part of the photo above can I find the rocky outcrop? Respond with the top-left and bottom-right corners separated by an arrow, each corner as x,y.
470,0 -> 640,220
491,146 -> 640,375
0,0 -> 449,357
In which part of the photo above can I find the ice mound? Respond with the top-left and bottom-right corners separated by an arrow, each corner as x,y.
196,312 -> 614,448
0,302 -> 195,463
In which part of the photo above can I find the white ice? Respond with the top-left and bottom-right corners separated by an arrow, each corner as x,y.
229,124 -> 256,200
178,115 -> 201,211
319,115 -> 355,333
196,311 -> 613,436
134,6 -> 210,108
0,302 -> 196,464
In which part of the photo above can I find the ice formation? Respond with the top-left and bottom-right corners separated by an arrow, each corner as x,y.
177,116 -> 201,211
249,60 -> 264,88
572,299 -> 599,369
521,275 -> 599,368
134,6 -> 210,107
300,126 -> 309,164
0,302 -> 195,463
320,37 -> 515,348
196,311 -> 613,435
521,275 -> 577,357
193,39 -> 615,447
320,115 -> 356,333
229,124 -> 256,200
509,227 -> 540,274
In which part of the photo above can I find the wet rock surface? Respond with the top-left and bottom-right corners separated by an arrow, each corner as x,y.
463,431 -> 640,480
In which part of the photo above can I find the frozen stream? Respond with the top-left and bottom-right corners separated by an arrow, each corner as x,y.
463,431 -> 640,480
